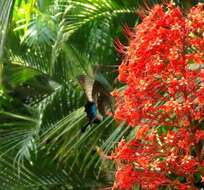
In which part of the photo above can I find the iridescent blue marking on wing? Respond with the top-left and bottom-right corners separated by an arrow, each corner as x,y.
85,102 -> 97,121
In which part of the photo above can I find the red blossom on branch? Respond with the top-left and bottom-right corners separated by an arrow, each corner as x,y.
112,3 -> 204,190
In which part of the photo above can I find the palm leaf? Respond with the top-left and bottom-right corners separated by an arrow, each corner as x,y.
0,0 -> 15,59
59,0 -> 137,36
0,155 -> 72,190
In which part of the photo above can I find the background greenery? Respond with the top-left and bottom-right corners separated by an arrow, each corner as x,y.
0,0 -> 203,189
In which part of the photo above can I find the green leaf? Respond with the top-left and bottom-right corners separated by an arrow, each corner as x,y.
194,173 -> 202,183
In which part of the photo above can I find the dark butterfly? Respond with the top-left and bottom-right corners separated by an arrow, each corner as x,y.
78,74 -> 113,132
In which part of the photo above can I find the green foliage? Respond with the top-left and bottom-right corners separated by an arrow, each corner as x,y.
0,0 -> 199,189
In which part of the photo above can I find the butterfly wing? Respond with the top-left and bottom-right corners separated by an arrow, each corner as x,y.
78,75 -> 95,102
78,74 -> 114,118
92,80 -> 114,116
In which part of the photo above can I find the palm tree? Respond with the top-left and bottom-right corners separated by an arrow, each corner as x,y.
0,0 -> 200,189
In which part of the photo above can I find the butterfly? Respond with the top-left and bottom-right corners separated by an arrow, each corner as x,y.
78,74 -> 113,132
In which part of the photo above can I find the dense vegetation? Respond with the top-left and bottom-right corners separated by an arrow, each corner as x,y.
0,0 -> 203,189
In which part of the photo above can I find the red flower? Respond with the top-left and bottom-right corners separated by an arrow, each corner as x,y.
195,130 -> 204,143
177,184 -> 191,190
112,2 -> 204,190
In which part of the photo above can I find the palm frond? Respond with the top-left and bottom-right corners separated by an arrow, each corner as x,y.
0,0 -> 15,59
40,107 -> 131,178
0,99 -> 39,161
0,155 -> 72,190
58,0 -> 137,37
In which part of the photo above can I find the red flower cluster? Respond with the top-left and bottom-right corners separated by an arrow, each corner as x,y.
113,3 -> 204,190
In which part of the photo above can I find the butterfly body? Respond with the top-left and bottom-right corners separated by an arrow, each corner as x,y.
78,74 -> 113,131
85,101 -> 97,121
